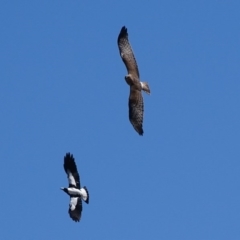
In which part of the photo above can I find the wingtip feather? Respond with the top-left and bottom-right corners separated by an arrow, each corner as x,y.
118,26 -> 128,40
138,129 -> 144,136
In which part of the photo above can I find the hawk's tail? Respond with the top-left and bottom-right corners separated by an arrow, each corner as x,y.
141,82 -> 150,94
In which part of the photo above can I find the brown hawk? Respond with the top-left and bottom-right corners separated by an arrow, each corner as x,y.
117,26 -> 150,135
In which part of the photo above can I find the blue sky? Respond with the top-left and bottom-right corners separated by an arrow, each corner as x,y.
0,1 -> 240,239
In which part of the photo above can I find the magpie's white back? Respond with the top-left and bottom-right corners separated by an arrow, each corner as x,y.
61,153 -> 89,222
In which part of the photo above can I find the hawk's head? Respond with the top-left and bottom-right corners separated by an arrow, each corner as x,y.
125,74 -> 134,86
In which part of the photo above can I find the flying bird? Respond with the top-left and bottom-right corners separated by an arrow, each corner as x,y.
61,153 -> 89,222
117,26 -> 150,135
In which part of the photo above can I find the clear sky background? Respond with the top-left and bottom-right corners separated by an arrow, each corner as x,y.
0,1 -> 240,239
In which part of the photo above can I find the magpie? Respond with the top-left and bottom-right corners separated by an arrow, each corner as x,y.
61,152 -> 89,222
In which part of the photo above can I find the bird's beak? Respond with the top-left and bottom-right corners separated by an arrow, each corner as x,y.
60,187 -> 64,190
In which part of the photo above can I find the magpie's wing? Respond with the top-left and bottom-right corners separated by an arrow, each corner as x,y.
64,153 -> 80,189
68,197 -> 82,222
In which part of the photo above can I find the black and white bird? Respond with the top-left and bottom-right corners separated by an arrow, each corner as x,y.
61,152 -> 89,222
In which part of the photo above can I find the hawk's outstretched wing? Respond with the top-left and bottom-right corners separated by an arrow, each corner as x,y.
68,197 -> 82,222
117,26 -> 140,79
129,86 -> 144,135
64,153 -> 80,189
